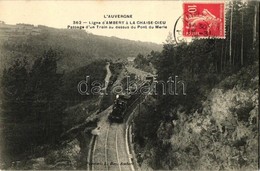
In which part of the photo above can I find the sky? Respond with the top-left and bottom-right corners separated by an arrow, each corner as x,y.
0,1 -> 183,44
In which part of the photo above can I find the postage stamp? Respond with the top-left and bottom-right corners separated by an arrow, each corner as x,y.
183,2 -> 225,38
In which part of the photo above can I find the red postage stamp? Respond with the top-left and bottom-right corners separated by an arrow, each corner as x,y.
183,2 -> 225,38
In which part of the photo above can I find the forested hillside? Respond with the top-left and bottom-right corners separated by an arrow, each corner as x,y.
0,21 -> 162,167
133,1 -> 259,170
0,23 -> 162,72
0,48 -> 110,167
0,23 -> 161,166
1,50 -> 66,164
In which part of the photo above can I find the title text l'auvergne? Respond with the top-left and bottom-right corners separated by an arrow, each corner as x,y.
104,14 -> 133,18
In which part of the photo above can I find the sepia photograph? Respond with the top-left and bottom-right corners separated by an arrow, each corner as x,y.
0,0 -> 259,170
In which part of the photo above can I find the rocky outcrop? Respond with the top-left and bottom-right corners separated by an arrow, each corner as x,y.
161,84 -> 258,170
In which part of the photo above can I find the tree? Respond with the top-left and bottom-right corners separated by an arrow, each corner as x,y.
1,49 -> 65,163
1,58 -> 31,160
1,58 -> 29,123
29,49 -> 64,142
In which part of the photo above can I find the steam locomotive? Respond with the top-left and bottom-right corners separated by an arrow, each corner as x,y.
108,75 -> 155,123
108,94 -> 131,123
108,92 -> 141,123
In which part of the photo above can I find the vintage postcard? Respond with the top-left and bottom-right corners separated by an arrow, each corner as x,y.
0,0 -> 259,170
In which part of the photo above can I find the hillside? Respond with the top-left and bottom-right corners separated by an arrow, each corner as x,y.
133,62 -> 258,170
0,23 -> 162,72
131,2 -> 259,169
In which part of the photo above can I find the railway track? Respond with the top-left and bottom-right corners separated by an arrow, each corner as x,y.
115,129 -> 122,171
89,122 -> 133,171
87,88 -> 148,171
104,125 -> 109,170
87,66 -> 152,171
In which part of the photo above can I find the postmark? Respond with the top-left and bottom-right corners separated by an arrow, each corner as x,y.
173,14 -> 187,44
182,2 -> 225,38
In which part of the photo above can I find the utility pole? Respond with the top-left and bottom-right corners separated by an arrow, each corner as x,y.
229,1 -> 233,65
241,6 -> 244,66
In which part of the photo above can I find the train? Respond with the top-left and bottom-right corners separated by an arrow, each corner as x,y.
108,93 -> 140,123
108,75 -> 155,123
